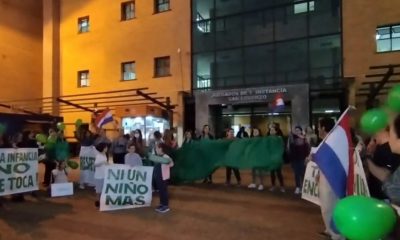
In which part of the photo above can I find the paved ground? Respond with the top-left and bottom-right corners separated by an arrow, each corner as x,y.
0,164 -> 325,240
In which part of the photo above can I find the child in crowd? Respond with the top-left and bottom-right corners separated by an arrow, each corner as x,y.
153,143 -> 174,213
125,144 -> 143,167
94,143 -> 108,208
51,161 -> 69,184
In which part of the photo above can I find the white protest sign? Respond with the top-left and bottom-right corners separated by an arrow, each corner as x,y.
100,165 -> 153,212
79,146 -> 96,186
302,161 -> 320,205
302,148 -> 370,206
51,182 -> 74,197
0,148 -> 38,196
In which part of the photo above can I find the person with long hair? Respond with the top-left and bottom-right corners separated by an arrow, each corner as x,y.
248,128 -> 265,191
225,128 -> 241,186
268,126 -> 285,192
129,129 -> 145,157
288,126 -> 310,194
163,129 -> 177,149
200,124 -> 215,184
182,130 -> 194,146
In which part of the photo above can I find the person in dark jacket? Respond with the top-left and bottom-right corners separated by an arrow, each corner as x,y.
236,126 -> 249,139
21,130 -> 38,148
288,126 -> 310,194
366,127 -> 400,200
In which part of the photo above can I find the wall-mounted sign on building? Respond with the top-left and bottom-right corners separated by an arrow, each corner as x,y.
210,87 -> 288,103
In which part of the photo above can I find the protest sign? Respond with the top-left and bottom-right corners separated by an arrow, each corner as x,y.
0,148 -> 38,196
302,150 -> 370,206
100,165 -> 153,211
51,182 -> 74,197
302,161 -> 320,205
79,146 -> 96,186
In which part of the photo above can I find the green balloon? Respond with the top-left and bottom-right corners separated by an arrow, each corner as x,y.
35,134 -> 47,144
75,119 -> 83,127
57,122 -> 65,131
67,160 -> 79,170
360,108 -> 389,134
56,141 -> 70,161
333,196 -> 397,240
388,84 -> 400,112
47,136 -> 57,144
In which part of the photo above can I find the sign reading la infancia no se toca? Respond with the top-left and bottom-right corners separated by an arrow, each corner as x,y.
211,87 -> 288,102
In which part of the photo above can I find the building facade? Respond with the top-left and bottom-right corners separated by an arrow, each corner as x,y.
343,0 -> 400,110
192,0 -> 343,136
0,0 -> 43,112
42,0 -> 191,139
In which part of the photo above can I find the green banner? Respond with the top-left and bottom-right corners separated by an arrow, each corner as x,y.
170,136 -> 284,183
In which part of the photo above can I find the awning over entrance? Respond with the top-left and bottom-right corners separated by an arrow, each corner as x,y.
0,88 -> 175,113
0,88 -> 176,125
356,64 -> 400,109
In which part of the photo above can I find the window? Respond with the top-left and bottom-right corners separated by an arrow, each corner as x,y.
294,0 -> 315,14
78,70 -> 90,87
154,56 -> 171,77
78,16 -> 89,33
122,62 -> 136,80
155,0 -> 170,13
376,24 -> 400,52
121,1 -> 135,20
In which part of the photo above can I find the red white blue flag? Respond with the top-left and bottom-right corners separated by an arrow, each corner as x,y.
95,109 -> 113,128
273,93 -> 285,112
314,107 -> 355,198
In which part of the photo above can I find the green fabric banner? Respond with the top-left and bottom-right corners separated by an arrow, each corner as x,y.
171,136 -> 284,183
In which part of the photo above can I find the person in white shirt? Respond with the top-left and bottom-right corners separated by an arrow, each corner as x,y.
51,161 -> 69,184
94,143 -> 108,208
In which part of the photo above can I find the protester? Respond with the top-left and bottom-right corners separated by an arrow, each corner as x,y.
129,129 -> 145,157
200,124 -> 215,184
111,129 -> 128,164
305,126 -> 318,147
248,128 -> 265,191
182,130 -> 194,146
21,130 -> 38,148
366,127 -> 400,200
43,129 -> 58,187
149,131 -> 163,154
153,143 -> 174,213
225,128 -> 241,186
288,126 -> 309,194
236,126 -> 249,139
367,114 -> 400,239
94,128 -> 111,159
94,143 -> 108,208
316,118 -> 344,240
163,129 -> 178,150
125,143 -> 143,167
269,126 -> 285,192
52,161 -> 69,184
10,131 -> 25,201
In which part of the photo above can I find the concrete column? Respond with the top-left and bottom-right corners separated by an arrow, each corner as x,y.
291,92 -> 310,129
195,93 -> 211,135
43,0 -> 60,115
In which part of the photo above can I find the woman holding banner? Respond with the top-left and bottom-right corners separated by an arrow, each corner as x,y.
248,128 -> 265,191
